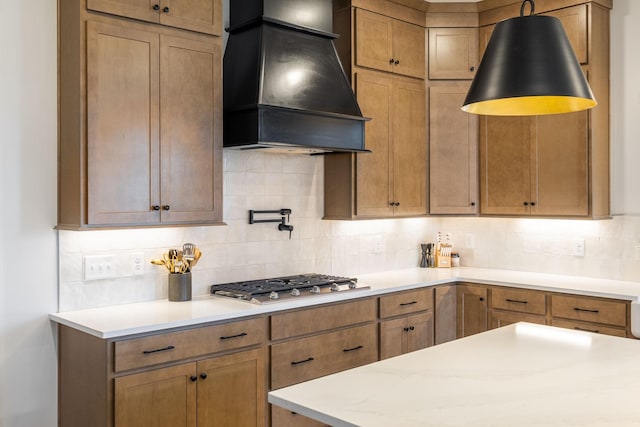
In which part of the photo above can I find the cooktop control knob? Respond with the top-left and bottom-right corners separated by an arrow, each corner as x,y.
330,283 -> 340,292
290,288 -> 300,296
310,285 -> 321,294
269,291 -> 279,300
348,280 -> 357,289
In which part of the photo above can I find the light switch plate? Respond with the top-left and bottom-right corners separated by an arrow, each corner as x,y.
83,255 -> 116,281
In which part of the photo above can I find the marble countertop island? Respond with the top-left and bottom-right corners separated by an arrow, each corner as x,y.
269,323 -> 640,427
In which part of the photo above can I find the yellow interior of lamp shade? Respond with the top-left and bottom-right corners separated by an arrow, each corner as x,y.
461,95 -> 597,116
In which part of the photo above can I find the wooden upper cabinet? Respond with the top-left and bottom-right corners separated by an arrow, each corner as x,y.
480,116 -> 532,215
542,4 -> 587,64
355,8 -> 425,79
85,21 -> 222,226
87,0 -> 222,35
86,21 -> 161,225
355,71 -> 426,217
428,28 -> 478,80
429,86 -> 478,214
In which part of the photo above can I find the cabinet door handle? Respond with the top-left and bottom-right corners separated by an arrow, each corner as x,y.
291,357 -> 314,365
163,6 -> 170,13
506,299 -> 528,304
190,375 -> 198,382
200,373 -> 208,380
400,301 -> 418,306
530,202 -> 536,206
142,345 -> 175,354
162,205 -> 170,210
470,202 -> 476,206
574,326 -> 599,333
574,307 -> 599,314
403,326 -> 415,332
394,59 -> 400,65
151,205 -> 160,211
220,332 -> 248,340
470,65 -> 475,71
343,345 -> 364,352
389,58 -> 395,64
523,202 -> 529,206
153,4 -> 160,11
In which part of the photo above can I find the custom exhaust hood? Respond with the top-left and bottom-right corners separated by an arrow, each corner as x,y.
223,0 -> 369,154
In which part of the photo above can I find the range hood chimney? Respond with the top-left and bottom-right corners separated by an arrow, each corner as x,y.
223,0 -> 369,154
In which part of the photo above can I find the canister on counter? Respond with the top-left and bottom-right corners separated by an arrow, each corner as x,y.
451,252 -> 460,267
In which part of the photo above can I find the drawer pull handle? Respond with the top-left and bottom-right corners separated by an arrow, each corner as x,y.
574,326 -> 599,333
142,345 -> 175,355
291,357 -> 314,365
506,299 -> 528,304
574,307 -> 599,314
220,332 -> 248,340
400,301 -> 418,306
343,345 -> 364,353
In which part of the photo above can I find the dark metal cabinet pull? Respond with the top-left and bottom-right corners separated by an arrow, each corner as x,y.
506,299 -> 528,304
220,332 -> 248,340
403,326 -> 415,332
574,307 -> 599,314
291,357 -> 314,365
200,373 -> 208,380
152,4 -> 160,11
343,345 -> 364,352
163,6 -> 170,13
142,345 -> 175,354
190,376 -> 197,382
162,205 -> 170,210
151,205 -> 160,211
400,301 -> 418,307
574,326 -> 599,333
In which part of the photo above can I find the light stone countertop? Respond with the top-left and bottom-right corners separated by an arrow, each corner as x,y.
49,267 -> 640,339
268,322 -> 640,427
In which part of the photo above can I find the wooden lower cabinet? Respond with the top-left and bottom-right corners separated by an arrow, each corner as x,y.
456,284 -> 488,338
489,310 -> 545,329
115,363 -> 196,427
114,348 -> 266,427
380,312 -> 433,359
271,406 -> 328,427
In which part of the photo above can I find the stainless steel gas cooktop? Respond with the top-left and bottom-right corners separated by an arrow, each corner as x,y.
210,273 -> 370,304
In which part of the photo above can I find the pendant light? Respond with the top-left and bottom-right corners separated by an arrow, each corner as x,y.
462,0 -> 596,116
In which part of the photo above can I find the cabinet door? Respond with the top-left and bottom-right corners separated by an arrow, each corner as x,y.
428,28 -> 477,79
434,285 -> 457,345
159,35 -> 223,223
197,348 -> 266,427
456,284 -> 487,338
532,112 -> 589,216
406,312 -> 434,353
480,116 -> 533,215
115,363 -> 197,427
86,21 -> 161,225
354,71 -> 393,217
543,4 -> 587,64
392,19 -> 425,79
379,316 -> 406,360
429,86 -> 478,214
393,78 -> 427,216
161,0 -> 222,35
87,0 -> 159,24
355,9 -> 393,74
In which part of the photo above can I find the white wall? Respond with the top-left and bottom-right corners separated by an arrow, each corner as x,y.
0,1 -> 59,426
2,0 -> 640,425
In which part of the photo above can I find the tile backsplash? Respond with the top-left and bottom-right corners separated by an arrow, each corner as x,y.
58,151 -> 640,311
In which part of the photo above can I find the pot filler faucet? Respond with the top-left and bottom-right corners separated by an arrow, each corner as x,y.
249,209 -> 294,239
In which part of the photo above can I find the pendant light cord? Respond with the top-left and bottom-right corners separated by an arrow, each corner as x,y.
520,0 -> 535,17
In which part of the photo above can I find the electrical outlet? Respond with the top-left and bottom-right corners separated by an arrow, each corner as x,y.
464,234 -> 475,249
373,236 -> 384,254
572,239 -> 585,257
131,252 -> 145,276
83,255 -> 116,281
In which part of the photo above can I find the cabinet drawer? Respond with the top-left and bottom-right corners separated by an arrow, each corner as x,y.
115,317 -> 266,372
551,319 -> 627,338
551,295 -> 627,327
271,298 -> 376,341
491,287 -> 546,315
270,324 -> 378,389
379,288 -> 433,318
271,405 -> 328,427
489,310 -> 545,330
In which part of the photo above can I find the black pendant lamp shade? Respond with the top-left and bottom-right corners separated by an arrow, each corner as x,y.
462,0 -> 596,116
